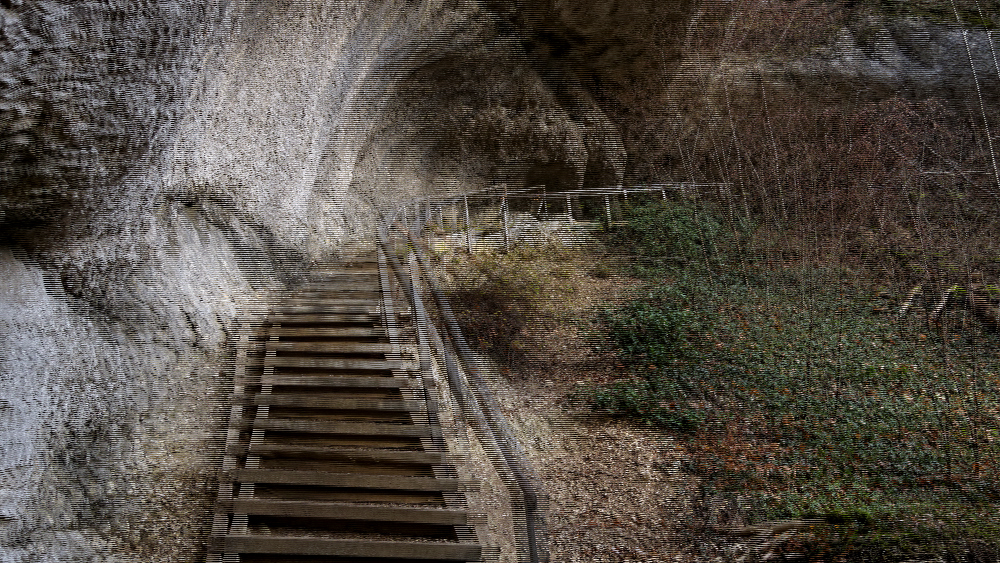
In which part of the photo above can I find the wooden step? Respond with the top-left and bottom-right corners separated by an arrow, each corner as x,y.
218,499 -> 469,525
274,304 -> 412,316
265,341 -> 398,354
304,275 -> 381,286
268,313 -> 379,324
244,419 -> 434,437
283,297 -> 381,307
264,357 -> 416,371
260,374 -> 416,388
274,304 -> 383,315
209,535 -> 481,560
267,326 -> 381,338
312,267 -> 380,276
292,288 -> 382,300
252,394 -> 432,412
226,469 -> 462,491
242,445 -> 447,465
306,279 -> 380,287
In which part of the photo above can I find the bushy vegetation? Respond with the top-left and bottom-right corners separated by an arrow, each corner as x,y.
588,2 -> 1000,545
577,199 -> 1000,560
605,199 -> 725,273
617,2 -> 1000,288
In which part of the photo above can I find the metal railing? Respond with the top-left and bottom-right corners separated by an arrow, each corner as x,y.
388,183 -> 732,252
377,200 -> 555,562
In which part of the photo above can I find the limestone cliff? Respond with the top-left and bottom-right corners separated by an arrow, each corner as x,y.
0,1 -> 678,560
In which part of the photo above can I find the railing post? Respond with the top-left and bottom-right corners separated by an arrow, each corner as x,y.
604,195 -> 612,225
565,196 -> 573,222
464,195 -> 472,253
502,185 -> 510,253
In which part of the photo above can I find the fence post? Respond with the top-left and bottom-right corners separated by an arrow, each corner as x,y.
464,195 -> 472,253
604,195 -> 612,225
565,196 -> 573,222
502,185 -> 510,253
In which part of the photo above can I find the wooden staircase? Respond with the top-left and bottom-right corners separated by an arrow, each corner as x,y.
207,250 -> 485,563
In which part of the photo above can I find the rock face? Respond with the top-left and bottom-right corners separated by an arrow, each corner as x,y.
793,18 -> 1000,102
0,1 -> 679,560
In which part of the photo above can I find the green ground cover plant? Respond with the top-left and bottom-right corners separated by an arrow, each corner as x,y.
581,199 -> 1000,560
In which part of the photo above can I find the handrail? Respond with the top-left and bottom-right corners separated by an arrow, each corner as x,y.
407,232 -> 546,563
387,182 -> 731,211
376,224 -> 548,563
384,182 -> 732,207
384,182 -> 732,254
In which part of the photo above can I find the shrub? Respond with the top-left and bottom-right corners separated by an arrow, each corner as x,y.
584,376 -> 705,432
606,199 -> 725,274
600,285 -> 696,365
445,242 -> 579,367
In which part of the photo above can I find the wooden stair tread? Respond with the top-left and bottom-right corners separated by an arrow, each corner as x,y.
242,444 -> 447,464
218,499 -> 469,524
292,289 -> 382,297
267,326 -> 381,338
275,304 -> 385,314
225,469 -> 462,491
265,341 -> 399,354
252,394 -> 432,412
259,374 -> 417,388
268,313 -> 380,324
310,269 -> 380,277
284,297 -> 381,306
244,419 -> 435,437
304,276 -> 380,286
264,357 -> 417,371
209,535 -> 481,559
